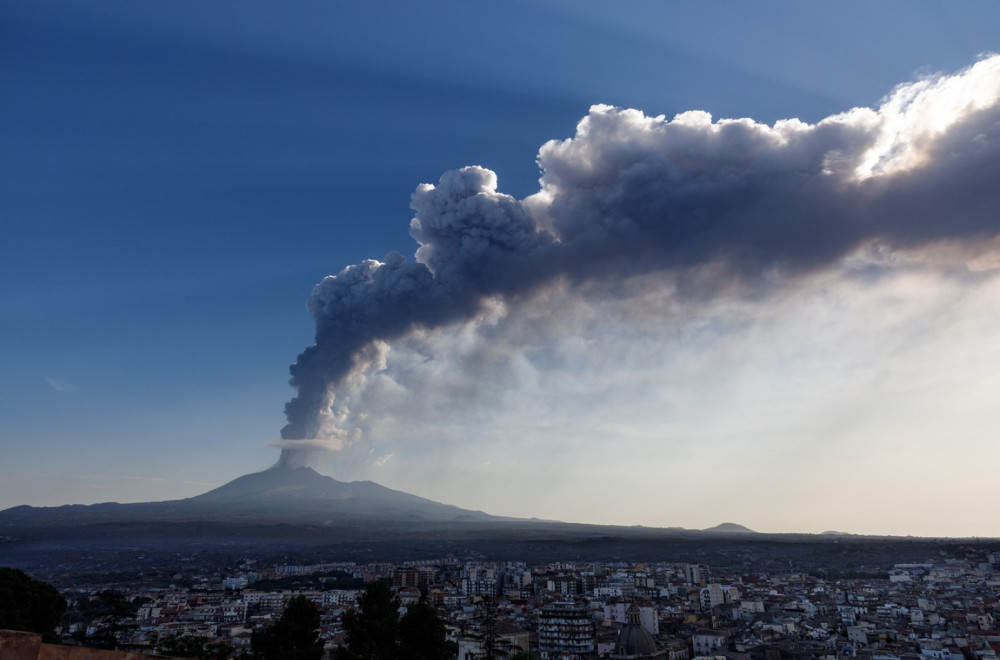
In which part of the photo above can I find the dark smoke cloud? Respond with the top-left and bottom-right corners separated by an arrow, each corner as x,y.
277,167 -> 558,463
276,55 -> 1000,467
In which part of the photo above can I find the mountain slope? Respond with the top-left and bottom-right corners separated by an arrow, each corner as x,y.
0,466 -> 503,527
188,466 -> 501,522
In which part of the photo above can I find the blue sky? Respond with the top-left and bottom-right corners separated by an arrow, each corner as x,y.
3,1 -> 999,536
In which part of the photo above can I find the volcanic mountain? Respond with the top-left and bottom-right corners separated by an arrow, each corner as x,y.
0,469 -> 962,573
0,466 -> 504,529
187,465 -> 502,522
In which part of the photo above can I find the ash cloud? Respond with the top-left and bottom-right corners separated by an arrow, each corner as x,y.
276,55 -> 1000,468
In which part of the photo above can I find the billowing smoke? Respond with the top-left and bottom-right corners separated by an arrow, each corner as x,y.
276,55 -> 1000,469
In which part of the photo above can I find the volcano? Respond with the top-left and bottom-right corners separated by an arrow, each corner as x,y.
0,466 -> 505,532
0,469 -> 938,572
186,465 -> 501,522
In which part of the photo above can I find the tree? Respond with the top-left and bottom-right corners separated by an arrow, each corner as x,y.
335,581 -> 401,660
399,598 -> 450,660
252,595 -> 324,660
83,590 -> 137,650
0,567 -> 66,642
468,596 -> 519,659
335,582 -> 452,660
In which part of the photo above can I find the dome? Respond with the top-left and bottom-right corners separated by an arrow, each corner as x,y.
616,623 -> 659,657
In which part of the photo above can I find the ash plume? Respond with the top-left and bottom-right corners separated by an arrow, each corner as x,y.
276,55 -> 1000,468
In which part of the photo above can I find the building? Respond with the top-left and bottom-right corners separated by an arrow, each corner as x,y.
685,565 -> 708,587
392,566 -> 435,589
699,584 -> 740,610
691,630 -> 728,656
538,602 -> 596,659
611,606 -> 668,659
604,602 -> 659,635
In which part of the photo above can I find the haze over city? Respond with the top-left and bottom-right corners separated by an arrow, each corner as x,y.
3,1 -> 1000,538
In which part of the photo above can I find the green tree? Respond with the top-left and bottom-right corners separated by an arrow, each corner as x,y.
399,598 -> 450,660
84,590 -> 137,650
252,595 -> 324,660
335,582 -> 452,660
335,581 -> 400,660
0,567 -> 66,642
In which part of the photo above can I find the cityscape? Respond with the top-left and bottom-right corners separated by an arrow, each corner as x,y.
4,465 -> 1000,658
4,540 -> 1000,659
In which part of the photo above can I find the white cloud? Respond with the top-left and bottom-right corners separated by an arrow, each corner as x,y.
45,376 -> 78,393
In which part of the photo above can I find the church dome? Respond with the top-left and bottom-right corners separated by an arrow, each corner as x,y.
616,623 -> 659,656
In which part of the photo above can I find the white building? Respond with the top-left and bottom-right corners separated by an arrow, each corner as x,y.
700,584 -> 740,610
692,631 -> 727,656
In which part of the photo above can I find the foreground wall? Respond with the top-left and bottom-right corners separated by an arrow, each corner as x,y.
0,630 -> 186,660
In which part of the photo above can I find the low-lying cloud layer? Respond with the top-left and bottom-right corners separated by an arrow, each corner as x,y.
275,55 -> 1000,519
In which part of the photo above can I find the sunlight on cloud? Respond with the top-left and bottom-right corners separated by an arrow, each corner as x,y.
855,55 -> 1000,179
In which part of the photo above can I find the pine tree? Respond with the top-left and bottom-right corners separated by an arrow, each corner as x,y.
0,567 -> 66,643
335,581 -> 452,660
252,595 -> 324,660
399,597 -> 450,660
334,581 -> 401,660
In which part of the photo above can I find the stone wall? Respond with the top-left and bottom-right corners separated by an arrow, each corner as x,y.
0,630 -> 188,660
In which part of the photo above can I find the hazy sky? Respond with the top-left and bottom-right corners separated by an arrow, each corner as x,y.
3,1 -> 999,537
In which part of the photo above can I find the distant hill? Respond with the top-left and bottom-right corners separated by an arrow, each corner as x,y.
702,522 -> 756,534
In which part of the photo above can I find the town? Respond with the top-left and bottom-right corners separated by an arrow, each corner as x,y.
21,544 -> 1000,659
